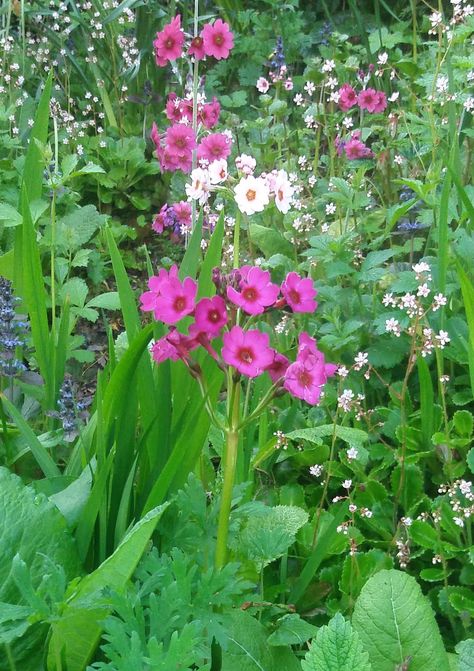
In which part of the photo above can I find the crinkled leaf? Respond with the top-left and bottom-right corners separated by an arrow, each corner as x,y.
352,569 -> 450,671
456,639 -> 474,671
302,613 -> 371,671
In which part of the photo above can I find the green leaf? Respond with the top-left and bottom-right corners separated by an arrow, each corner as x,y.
56,204 -> 106,252
0,468 -> 81,670
453,410 -> 473,437
86,292 -> 120,310
467,448 -> 474,475
456,640 -> 474,671
302,613 -> 372,671
0,202 -> 22,227
267,614 -> 317,646
249,223 -> 294,258
287,425 -> 368,448
47,503 -> 169,671
352,569 -> 450,671
409,520 -> 439,549
221,610 -> 300,671
0,395 -> 60,478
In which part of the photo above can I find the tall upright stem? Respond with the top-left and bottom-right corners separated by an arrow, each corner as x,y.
190,0 -> 200,237
215,380 -> 240,569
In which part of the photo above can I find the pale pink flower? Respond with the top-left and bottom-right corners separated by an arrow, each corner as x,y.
208,158 -> 228,184
273,169 -> 294,214
256,77 -> 270,93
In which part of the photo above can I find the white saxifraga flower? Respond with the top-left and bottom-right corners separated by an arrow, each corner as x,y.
273,169 -> 294,214
208,159 -> 228,184
185,168 -> 211,205
347,447 -> 358,461
234,175 -> 270,215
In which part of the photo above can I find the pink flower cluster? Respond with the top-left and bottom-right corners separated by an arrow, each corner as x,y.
153,15 -> 233,68
152,201 -> 192,237
338,84 -> 387,114
335,131 -> 373,160
140,265 -> 336,405
165,93 -> 221,129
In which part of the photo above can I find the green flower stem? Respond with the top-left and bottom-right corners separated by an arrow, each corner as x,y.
233,210 -> 241,269
215,379 -> 241,569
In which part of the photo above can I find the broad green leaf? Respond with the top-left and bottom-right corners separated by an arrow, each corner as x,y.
0,202 -> 22,226
221,610 -> 300,671
456,639 -> 474,671
86,292 -> 120,310
0,468 -> 80,670
267,614 -> 317,646
56,204 -> 106,252
302,613 -> 371,671
352,569 -> 450,671
249,223 -> 293,258
47,503 -> 169,671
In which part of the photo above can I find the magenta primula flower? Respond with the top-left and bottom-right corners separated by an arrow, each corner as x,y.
200,98 -> 221,129
227,266 -> 280,315
188,34 -> 206,60
152,204 -> 168,234
152,275 -> 197,324
140,266 -> 179,313
267,351 -> 290,383
202,19 -> 234,60
153,15 -> 185,67
222,326 -> 274,378
165,93 -> 183,123
338,84 -> 358,112
151,329 -> 199,364
357,88 -> 383,113
372,90 -> 387,113
344,137 -> 372,160
197,132 -> 232,163
284,333 -> 337,405
165,124 -> 197,159
194,295 -> 227,336
281,272 -> 318,313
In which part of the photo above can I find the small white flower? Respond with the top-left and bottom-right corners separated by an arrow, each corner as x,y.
347,447 -> 358,461
325,202 -> 336,215
304,81 -> 316,95
273,170 -> 294,214
377,52 -> 388,65
208,159 -> 228,184
293,93 -> 304,106
256,77 -> 270,93
309,464 -> 323,477
342,479 -> 352,490
385,318 -> 401,337
185,168 -> 211,205
234,175 -> 270,215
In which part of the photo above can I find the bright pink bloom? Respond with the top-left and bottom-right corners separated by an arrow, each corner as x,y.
165,93 -> 183,122
284,334 -> 337,405
227,266 -> 280,315
165,124 -> 196,159
266,351 -> 290,383
197,132 -> 232,163
357,88 -> 380,113
202,19 -> 234,60
200,98 -> 220,129
153,15 -> 184,67
151,336 -> 180,363
173,201 -> 192,228
338,84 -> 358,112
222,326 -> 274,378
159,124 -> 196,172
152,204 -> 168,233
344,137 -> 372,159
188,34 -> 206,60
373,90 -> 387,113
194,295 -> 227,336
140,266 -> 179,314
281,272 -> 318,313
153,276 -> 197,324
